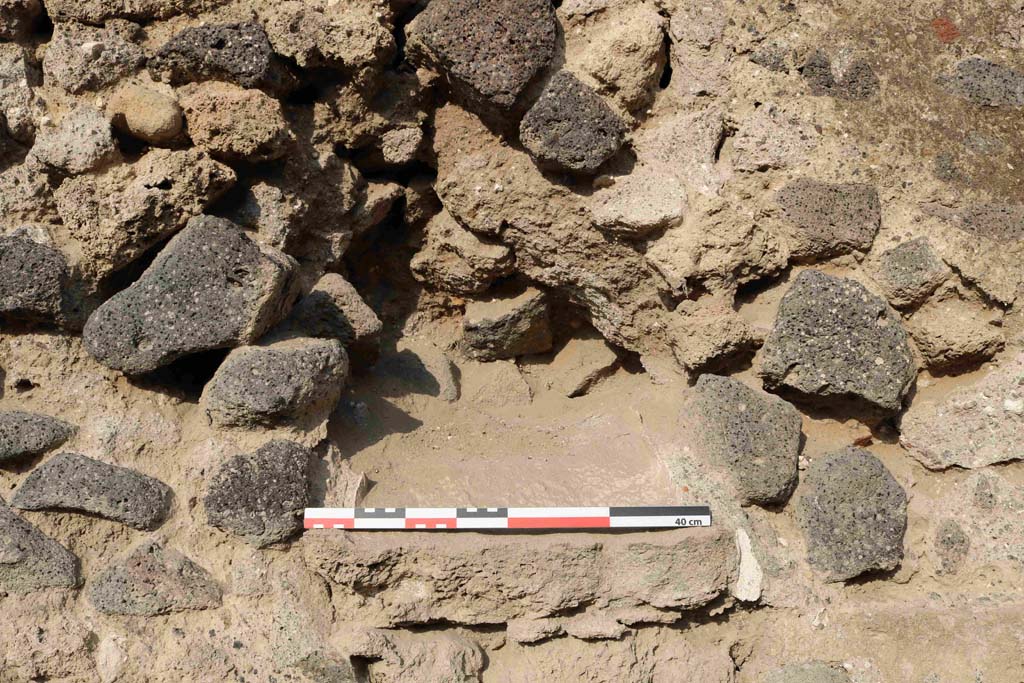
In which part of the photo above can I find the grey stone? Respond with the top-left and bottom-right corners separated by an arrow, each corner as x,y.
43,22 -> 145,94
0,497 -> 80,592
934,519 -> 969,575
942,57 -> 1024,107
764,661 -> 851,683
0,43 -> 43,144
519,71 -> 626,174
29,105 -> 119,175
750,44 -> 787,72
0,235 -> 67,324
759,270 -> 916,414
954,202 -> 1024,243
407,0 -> 557,110
203,336 -> 348,428
463,287 -> 553,361
282,274 -> 383,363
88,541 -> 222,616
797,447 -> 907,582
149,22 -> 283,91
802,50 -> 879,100
11,453 -> 171,531
0,411 -> 75,464
868,237 -> 950,309
692,375 -> 801,506
776,179 -> 881,260
0,0 -> 41,41
45,0 -> 190,24
203,440 -> 311,547
83,216 -> 299,374
900,351 -> 1024,470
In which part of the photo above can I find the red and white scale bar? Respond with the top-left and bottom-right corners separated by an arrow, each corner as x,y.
304,506 -> 712,530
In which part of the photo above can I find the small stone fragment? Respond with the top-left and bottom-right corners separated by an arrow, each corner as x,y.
351,629 -> 486,683
463,287 -> 553,361
107,83 -> 183,146
520,71 -> 626,174
88,541 -> 222,616
0,235 -> 67,323
764,661 -> 851,683
691,375 -> 801,506
29,105 -> 119,175
590,167 -> 688,237
0,411 -> 75,464
149,22 -> 280,90
410,208 -> 514,294
797,447 -> 907,582
0,44 -> 43,144
544,334 -> 620,398
203,440 -> 311,547
0,496 -> 80,593
934,519 -> 969,575
43,22 -> 145,94
12,453 -> 171,531
802,50 -> 879,100
942,57 -> 1024,107
776,179 -> 881,260
759,270 -> 916,414
900,352 -> 1024,469
380,127 -> 424,165
0,0 -> 41,41
670,299 -> 760,372
179,82 -> 292,163
281,273 -> 383,362
203,336 -> 348,428
906,289 -> 1004,370
867,237 -> 951,309
83,216 -> 299,374
406,0 -> 557,110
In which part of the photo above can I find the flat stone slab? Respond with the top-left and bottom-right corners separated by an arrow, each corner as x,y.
12,453 -> 172,530
463,287 -> 553,361
0,497 -> 80,593
776,179 -> 880,260
0,411 -> 75,464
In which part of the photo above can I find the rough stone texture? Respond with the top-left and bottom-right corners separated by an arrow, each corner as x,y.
54,148 -> 235,276
0,235 -> 67,323
88,541 -> 222,616
519,71 -> 626,174
942,57 -> 1024,107
589,165 -> 688,237
83,216 -> 299,374
179,82 -> 292,163
281,273 -> 383,362
305,526 -> 736,626
776,179 -> 881,261
410,208 -> 514,294
801,51 -> 879,100
43,22 -> 145,94
351,629 -> 486,683
406,0 -> 557,110
867,237 -> 951,309
542,334 -> 620,398
11,452 -> 171,530
0,497 -> 80,592
203,440 -> 311,547
0,411 -> 75,464
0,43 -> 43,144
463,288 -> 553,361
690,375 -> 801,506
149,22 -> 282,90
934,519 -> 970,575
0,0 -> 41,41
731,103 -> 820,172
106,83 -> 183,146
203,336 -> 348,428
45,0 -> 190,24
29,105 -> 119,175
760,270 -> 916,414
797,448 -> 907,582
764,661 -> 851,683
906,288 -> 1004,370
900,352 -> 1024,470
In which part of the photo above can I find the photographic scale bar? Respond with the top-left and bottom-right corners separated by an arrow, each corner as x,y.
303,506 -> 712,530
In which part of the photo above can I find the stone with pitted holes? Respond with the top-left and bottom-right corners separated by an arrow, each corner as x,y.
0,496 -> 80,592
0,411 -> 74,464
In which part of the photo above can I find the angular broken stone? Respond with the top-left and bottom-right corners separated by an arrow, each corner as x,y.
83,216 -> 299,374
590,166 -> 688,237
43,22 -> 145,94
0,497 -> 80,593
867,237 -> 951,309
900,352 -> 1024,470
776,179 -> 881,260
203,336 -> 348,428
54,148 -> 235,276
179,82 -> 293,163
764,661 -> 851,683
12,453 -> 172,531
690,375 -> 801,506
281,274 -> 383,363
463,287 -> 553,361
544,334 -> 620,398
410,208 -> 514,295
520,71 -> 626,174
801,50 -> 879,100
942,57 -> 1024,107
88,541 -> 222,616
29,105 -> 119,176
0,43 -> 43,145
0,411 -> 75,464
407,0 -> 557,110
149,22 -> 281,90
204,440 -> 311,547
797,447 -> 907,582
759,270 -> 916,414
906,289 -> 1004,370
0,235 -> 67,324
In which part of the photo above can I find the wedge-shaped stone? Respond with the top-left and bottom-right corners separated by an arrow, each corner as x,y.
0,497 -> 80,593
0,411 -> 75,464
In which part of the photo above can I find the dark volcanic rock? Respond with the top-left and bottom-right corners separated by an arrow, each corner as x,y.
776,179 -> 881,260
801,51 -> 879,100
83,216 -> 299,374
942,57 -> 1024,107
0,497 -> 80,592
692,375 -> 802,506
203,337 -> 348,427
281,273 -> 383,363
463,287 -> 553,361
88,541 -> 222,616
0,235 -> 67,324
797,447 -> 907,582
407,0 -> 557,110
0,411 -> 75,464
203,440 -> 311,547
759,270 -> 916,414
150,22 -> 283,91
12,453 -> 172,530
519,71 -> 626,174
868,237 -> 950,309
